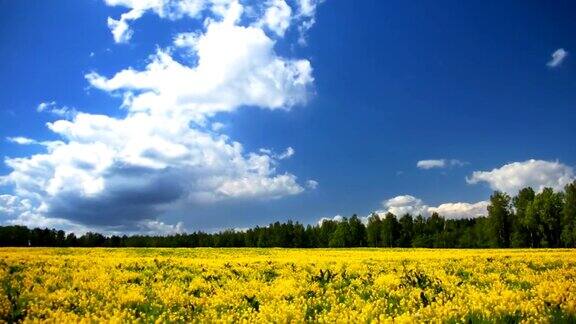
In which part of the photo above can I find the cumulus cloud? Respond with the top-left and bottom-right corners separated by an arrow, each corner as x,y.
295,0 -> 322,45
104,0 -> 323,45
547,48 -> 568,68
467,159 -> 574,195
2,112 -> 306,232
88,5 -> 313,123
0,0 -> 322,233
104,0 -> 206,43
277,147 -> 295,160
306,179 -> 318,190
0,195 -> 32,219
417,159 -> 465,170
381,195 -> 428,217
7,137 -> 38,145
259,147 -> 295,160
318,194 -> 487,225
318,214 -> 343,225
37,101 -> 78,119
256,0 -> 292,37
377,195 -> 487,219
427,201 -> 489,219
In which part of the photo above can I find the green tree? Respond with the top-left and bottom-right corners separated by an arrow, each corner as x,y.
512,187 -> 535,247
329,219 -> 351,247
381,213 -> 399,247
366,213 -> 382,247
426,212 -> 445,248
398,214 -> 414,247
487,191 -> 513,248
561,181 -> 576,247
411,215 -> 429,247
348,215 -> 367,247
532,188 -> 564,247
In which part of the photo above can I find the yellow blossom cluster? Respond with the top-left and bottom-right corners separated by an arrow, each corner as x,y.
0,248 -> 575,323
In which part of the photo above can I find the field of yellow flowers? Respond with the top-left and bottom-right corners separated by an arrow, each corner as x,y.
0,248 -> 575,323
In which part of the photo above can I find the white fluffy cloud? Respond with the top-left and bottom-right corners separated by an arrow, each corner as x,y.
547,48 -> 568,68
2,111 -> 306,232
1,0 -> 322,233
306,179 -> 318,190
104,0 -> 322,44
104,0 -> 206,43
377,195 -> 487,219
88,3 -> 313,122
416,159 -> 465,170
381,195 -> 428,217
257,0 -> 292,37
7,137 -> 37,145
316,195 -> 487,225
37,101 -> 77,119
295,0 -> 322,45
427,201 -> 489,219
467,159 -> 574,195
318,214 -> 343,225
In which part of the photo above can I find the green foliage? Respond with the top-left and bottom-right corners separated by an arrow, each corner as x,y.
366,213 -> 382,247
511,187 -> 535,247
1,180 -> 575,248
561,181 -> 576,247
488,191 -> 513,248
381,212 -> 400,247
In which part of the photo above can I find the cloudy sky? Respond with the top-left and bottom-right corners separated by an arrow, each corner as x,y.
1,0 -> 575,234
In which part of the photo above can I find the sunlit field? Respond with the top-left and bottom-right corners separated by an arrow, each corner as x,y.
1,248 -> 575,323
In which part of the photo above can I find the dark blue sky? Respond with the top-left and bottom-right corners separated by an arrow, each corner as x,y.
1,0 -> 575,232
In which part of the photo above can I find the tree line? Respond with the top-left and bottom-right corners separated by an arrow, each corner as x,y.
1,181 -> 575,248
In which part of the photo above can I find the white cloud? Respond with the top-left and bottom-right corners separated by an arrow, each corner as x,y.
278,147 -> 295,160
6,137 -> 64,150
381,195 -> 428,217
377,195 -> 487,219
0,0 -> 322,233
104,0 -> 206,43
37,101 -> 77,119
7,137 -> 37,145
210,121 -> 225,132
135,220 -> 185,235
417,159 -> 446,169
103,0 -> 323,44
173,32 -> 200,50
318,214 -> 343,225
294,0 -> 322,45
306,179 -> 318,190
259,147 -> 295,160
417,159 -> 465,170
88,12 -> 313,122
547,48 -> 568,68
2,112 -> 306,230
427,201 -> 488,219
0,194 -> 31,218
467,159 -> 574,195
256,0 -> 292,37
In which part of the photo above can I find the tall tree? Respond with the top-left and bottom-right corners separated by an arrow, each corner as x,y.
561,181 -> 576,247
329,219 -> 352,248
426,212 -> 445,248
487,191 -> 513,248
381,213 -> 400,247
398,214 -> 414,247
411,215 -> 428,247
532,188 -> 564,247
348,215 -> 367,247
366,213 -> 382,247
512,187 -> 535,247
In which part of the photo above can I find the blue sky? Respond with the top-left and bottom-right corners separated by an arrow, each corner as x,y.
1,0 -> 575,233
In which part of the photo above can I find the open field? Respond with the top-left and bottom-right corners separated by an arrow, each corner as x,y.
1,248 -> 575,323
